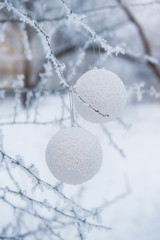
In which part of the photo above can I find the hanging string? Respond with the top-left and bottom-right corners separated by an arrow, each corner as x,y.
98,43 -> 101,68
69,88 -> 74,127
92,37 -> 96,64
92,38 -> 101,69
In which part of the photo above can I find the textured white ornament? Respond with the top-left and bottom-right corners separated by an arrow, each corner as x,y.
73,69 -> 127,123
46,127 -> 102,185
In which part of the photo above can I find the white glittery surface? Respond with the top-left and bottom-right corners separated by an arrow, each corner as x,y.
45,127 -> 102,185
73,69 -> 127,123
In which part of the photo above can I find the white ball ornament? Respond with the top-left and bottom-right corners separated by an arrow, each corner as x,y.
46,127 -> 102,185
73,69 -> 127,123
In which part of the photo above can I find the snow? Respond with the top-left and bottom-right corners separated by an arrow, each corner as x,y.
87,104 -> 160,240
1,100 -> 160,239
0,0 -> 160,238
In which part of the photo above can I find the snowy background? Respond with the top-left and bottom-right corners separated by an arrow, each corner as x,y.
0,0 -> 160,240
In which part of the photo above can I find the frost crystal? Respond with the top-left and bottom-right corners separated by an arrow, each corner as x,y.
12,74 -> 24,88
46,127 -> 102,185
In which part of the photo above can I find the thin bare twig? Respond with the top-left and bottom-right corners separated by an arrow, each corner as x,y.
118,0 -> 160,81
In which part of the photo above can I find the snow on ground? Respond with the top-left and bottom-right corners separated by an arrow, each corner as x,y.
1,100 -> 160,240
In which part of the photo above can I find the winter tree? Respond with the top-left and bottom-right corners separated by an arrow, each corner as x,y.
0,0 -> 160,239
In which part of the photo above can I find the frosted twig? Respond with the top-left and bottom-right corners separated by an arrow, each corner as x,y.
0,187 -> 111,231
59,0 -> 124,56
118,0 -> 160,81
3,0 -> 68,87
0,150 -> 99,218
0,118 -> 70,126
117,118 -> 132,129
98,173 -> 131,210
13,90 -> 21,123
101,125 -> 126,158
0,1 -> 160,24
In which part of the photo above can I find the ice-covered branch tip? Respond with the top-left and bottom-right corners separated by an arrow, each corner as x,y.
0,149 -> 101,219
2,0 -> 68,87
59,0 -> 125,55
101,125 -> 126,158
80,0 -> 160,14
0,148 -> 111,239
1,0 -> 124,90
0,187 -> 111,231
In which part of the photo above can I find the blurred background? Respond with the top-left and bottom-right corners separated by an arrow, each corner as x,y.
0,0 -> 160,240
